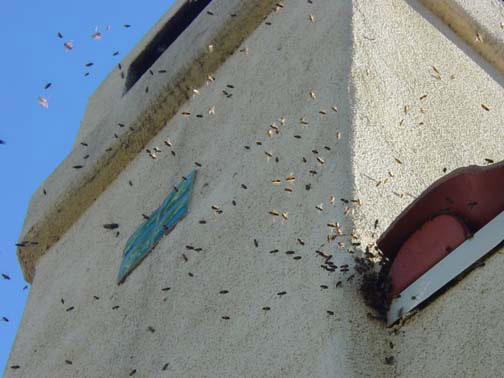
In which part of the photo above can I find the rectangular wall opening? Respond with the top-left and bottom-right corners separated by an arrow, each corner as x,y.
124,0 -> 213,94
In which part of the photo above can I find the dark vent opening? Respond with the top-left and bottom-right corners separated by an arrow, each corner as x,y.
124,0 -> 213,94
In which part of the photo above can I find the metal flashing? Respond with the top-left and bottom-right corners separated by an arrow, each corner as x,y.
387,209 -> 504,326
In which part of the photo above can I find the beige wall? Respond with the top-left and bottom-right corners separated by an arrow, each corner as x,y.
7,0 -> 504,377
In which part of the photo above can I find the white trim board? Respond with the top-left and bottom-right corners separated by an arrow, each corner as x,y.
387,209 -> 504,326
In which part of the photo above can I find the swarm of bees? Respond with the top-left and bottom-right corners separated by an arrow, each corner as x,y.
8,2 -> 429,374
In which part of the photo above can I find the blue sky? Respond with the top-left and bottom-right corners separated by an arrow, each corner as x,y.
0,0 -> 174,371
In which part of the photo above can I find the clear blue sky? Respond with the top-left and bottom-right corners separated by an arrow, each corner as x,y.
0,0 -> 174,371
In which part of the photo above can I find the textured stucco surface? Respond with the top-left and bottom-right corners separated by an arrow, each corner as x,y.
8,1 -> 392,377
17,0 -> 280,283
351,1 -> 504,377
418,0 -> 504,77
7,0 -> 504,377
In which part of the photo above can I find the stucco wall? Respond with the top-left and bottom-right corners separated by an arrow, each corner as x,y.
7,0 -> 504,377
7,1 -> 391,377
351,1 -> 504,377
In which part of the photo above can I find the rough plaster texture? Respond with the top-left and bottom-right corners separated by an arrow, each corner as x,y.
351,0 -> 504,377
17,0 -> 280,283
419,0 -> 504,77
7,0 -> 504,377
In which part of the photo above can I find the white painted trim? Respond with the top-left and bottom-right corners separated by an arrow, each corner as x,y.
387,209 -> 504,326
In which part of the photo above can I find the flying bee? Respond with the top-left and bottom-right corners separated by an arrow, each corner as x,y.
192,89 -> 200,95
284,188 -> 293,192
164,139 -> 172,147
208,44 -> 214,52
297,238 -> 305,246
38,96 -> 49,108
181,112 -> 191,116
320,285 -> 328,289
254,239 -> 259,248
162,363 -> 169,371
336,132 -> 341,140
269,249 -> 279,254
182,254 -> 188,262
300,117 -> 309,125
222,316 -> 230,320
103,223 -> 119,230
267,129 -> 273,138
279,117 -> 286,125
285,250 -> 295,255
326,310 -> 334,315
293,256 -> 302,260
481,104 -> 490,111
219,290 -> 229,294
319,110 -> 327,115
64,41 -> 73,51
262,306 -> 271,311
265,151 -> 273,158
269,210 -> 280,216
316,250 -> 330,258
142,214 -> 150,220
241,184 -> 248,189
281,212 -> 288,220
286,175 -> 296,182
316,157 -> 325,164
309,14 -> 315,22
316,204 -> 323,211
272,179 -> 281,185
153,147 -> 161,153
65,360 -> 73,365
277,291 -> 287,296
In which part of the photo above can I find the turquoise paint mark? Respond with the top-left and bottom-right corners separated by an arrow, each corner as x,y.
117,170 -> 197,284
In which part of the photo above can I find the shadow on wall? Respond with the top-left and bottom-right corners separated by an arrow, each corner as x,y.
333,2 -> 394,377
404,0 -> 504,88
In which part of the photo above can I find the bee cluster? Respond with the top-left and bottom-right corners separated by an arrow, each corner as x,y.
3,0 -> 435,374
